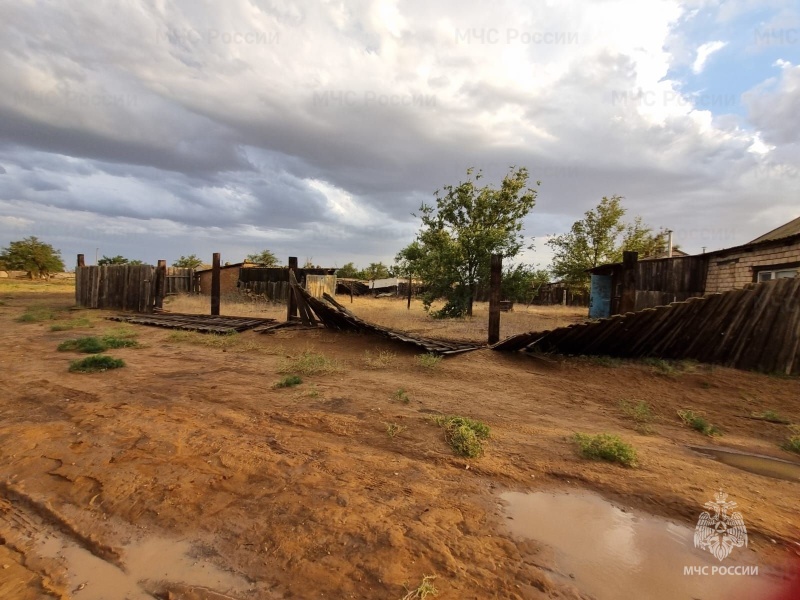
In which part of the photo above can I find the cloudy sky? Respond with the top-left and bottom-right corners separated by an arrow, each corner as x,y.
1,0 -> 798,270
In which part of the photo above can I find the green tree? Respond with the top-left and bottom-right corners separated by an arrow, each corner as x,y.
97,255 -> 144,266
0,236 -> 65,279
246,249 -> 279,267
500,265 -> 550,303
172,254 -> 203,269
400,167 -> 538,317
336,262 -> 363,279
363,262 -> 390,281
547,195 -> 667,289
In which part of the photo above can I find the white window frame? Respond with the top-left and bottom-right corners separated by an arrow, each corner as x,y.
756,268 -> 798,282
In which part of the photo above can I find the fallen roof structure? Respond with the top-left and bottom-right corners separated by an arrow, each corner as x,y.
285,272 -> 481,355
493,277 -> 800,375
108,313 -> 278,334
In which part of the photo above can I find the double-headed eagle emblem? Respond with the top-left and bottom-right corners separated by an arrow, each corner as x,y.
694,489 -> 748,561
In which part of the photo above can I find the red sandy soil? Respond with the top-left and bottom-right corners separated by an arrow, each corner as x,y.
1,287 -> 799,599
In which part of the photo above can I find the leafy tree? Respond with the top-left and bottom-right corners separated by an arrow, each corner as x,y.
336,262 -> 363,279
400,167 -> 538,317
363,262 -> 390,281
246,249 -> 279,267
547,195 -> 666,289
500,265 -> 551,303
97,255 -> 144,266
172,254 -> 204,269
0,236 -> 65,279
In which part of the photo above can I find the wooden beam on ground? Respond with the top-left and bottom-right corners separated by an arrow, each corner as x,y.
488,254 -> 502,345
211,253 -> 221,316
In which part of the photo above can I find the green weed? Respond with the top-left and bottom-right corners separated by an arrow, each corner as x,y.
782,435 -> 800,454
364,349 -> 396,369
752,410 -> 790,424
619,399 -> 656,434
274,374 -> 303,388
401,575 -> 438,600
279,350 -> 344,376
17,306 -> 59,323
414,353 -> 442,371
392,388 -> 411,404
58,335 -> 138,354
574,433 -> 638,467
50,317 -> 94,331
677,410 -> 721,437
69,355 -> 125,373
385,422 -> 406,438
433,415 -> 490,458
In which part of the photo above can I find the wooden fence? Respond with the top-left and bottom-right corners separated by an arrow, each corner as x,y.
493,277 -> 800,375
75,258 -> 195,312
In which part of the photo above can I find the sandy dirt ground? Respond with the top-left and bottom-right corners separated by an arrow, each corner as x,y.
1,283 -> 799,599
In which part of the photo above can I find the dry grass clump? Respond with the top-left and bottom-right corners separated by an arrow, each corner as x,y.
279,350 -> 344,376
574,433 -> 638,467
364,349 -> 397,369
433,415 -> 490,458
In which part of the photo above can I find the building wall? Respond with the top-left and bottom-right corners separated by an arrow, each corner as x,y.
197,267 -> 241,295
705,238 -> 800,293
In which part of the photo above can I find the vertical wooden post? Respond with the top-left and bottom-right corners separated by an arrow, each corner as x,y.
350,283 -> 354,304
76,254 -> 85,306
488,254 -> 502,344
620,251 -> 638,314
562,288 -> 567,306
211,253 -> 221,316
407,276 -> 412,310
287,256 -> 298,320
154,259 -> 167,310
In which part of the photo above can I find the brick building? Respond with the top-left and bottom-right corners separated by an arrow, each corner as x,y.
704,216 -> 800,293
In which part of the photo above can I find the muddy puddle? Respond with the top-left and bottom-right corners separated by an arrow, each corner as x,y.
501,490 -> 785,600
37,533 -> 251,599
690,446 -> 800,482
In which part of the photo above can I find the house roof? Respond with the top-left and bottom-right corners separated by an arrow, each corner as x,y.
749,215 -> 800,244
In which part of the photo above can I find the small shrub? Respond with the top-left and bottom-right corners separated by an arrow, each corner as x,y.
677,410 -> 721,437
69,355 -> 125,373
782,435 -> 800,454
401,575 -> 438,600
619,399 -> 655,434
274,374 -> 303,388
385,422 -> 406,438
752,410 -> 790,424
415,353 -> 442,371
574,433 -> 637,467
433,415 -> 490,458
364,349 -> 396,369
392,388 -> 410,404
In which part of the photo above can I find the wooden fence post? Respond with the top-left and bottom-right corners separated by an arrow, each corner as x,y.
75,254 -> 85,306
211,253 -> 221,316
488,254 -> 502,344
154,260 -> 167,310
287,256 -> 298,320
407,276 -> 412,310
620,251 -> 638,314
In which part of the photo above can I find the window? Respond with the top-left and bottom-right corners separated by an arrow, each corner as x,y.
757,269 -> 798,282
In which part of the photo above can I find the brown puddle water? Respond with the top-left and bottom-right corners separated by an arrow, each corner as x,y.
689,446 -> 800,482
38,533 -> 250,600
501,490 -> 785,600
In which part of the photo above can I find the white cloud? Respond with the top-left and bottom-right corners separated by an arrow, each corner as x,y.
692,40 -> 727,74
